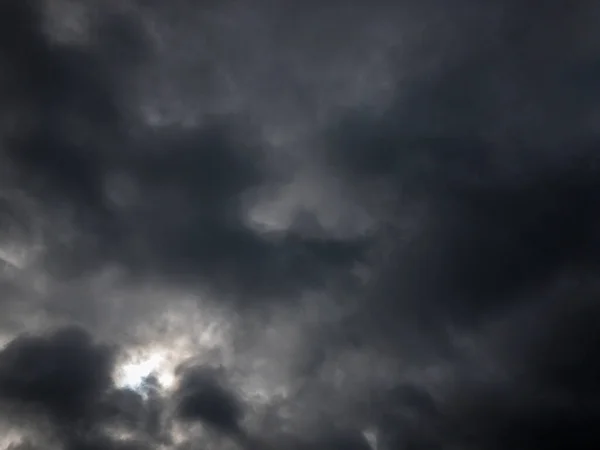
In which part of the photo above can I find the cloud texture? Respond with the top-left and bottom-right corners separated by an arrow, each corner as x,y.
1,0 -> 600,449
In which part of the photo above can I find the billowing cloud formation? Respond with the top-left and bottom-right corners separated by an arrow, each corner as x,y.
174,366 -> 241,431
0,326 -> 113,418
1,0 -> 600,449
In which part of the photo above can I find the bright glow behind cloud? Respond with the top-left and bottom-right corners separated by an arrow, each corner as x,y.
117,351 -> 167,390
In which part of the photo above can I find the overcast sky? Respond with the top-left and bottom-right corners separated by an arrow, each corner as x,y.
1,0 -> 600,449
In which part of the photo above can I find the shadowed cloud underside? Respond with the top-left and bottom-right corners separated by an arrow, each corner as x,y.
1,0 -> 600,449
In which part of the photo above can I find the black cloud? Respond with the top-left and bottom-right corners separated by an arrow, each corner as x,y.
1,0 -> 600,450
0,0 -> 368,302
0,326 -> 114,421
174,366 -> 243,435
327,52 -> 600,324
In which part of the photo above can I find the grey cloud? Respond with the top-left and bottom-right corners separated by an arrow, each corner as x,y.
174,366 -> 243,436
1,1 -> 600,450
0,326 -> 114,421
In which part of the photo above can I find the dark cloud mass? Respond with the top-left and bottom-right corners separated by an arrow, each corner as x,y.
174,365 -> 243,435
0,326 -> 113,418
1,0 -> 600,449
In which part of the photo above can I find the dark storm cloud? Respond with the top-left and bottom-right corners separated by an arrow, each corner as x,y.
269,430 -> 372,450
432,280 -> 600,450
0,326 -> 114,421
2,0 -> 600,450
0,0 -> 371,446
315,2 -> 600,447
0,325 -> 167,449
0,0 -> 368,300
102,123 -> 369,299
325,25 -> 600,323
174,366 -> 243,435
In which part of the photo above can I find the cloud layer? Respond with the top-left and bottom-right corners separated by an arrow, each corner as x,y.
1,0 -> 600,449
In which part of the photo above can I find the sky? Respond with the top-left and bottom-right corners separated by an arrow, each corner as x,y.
1,0 -> 600,449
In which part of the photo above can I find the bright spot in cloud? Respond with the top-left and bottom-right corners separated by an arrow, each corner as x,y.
113,297 -> 235,397
363,428 -> 379,450
116,350 -> 175,392
0,429 -> 26,450
120,353 -> 161,388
